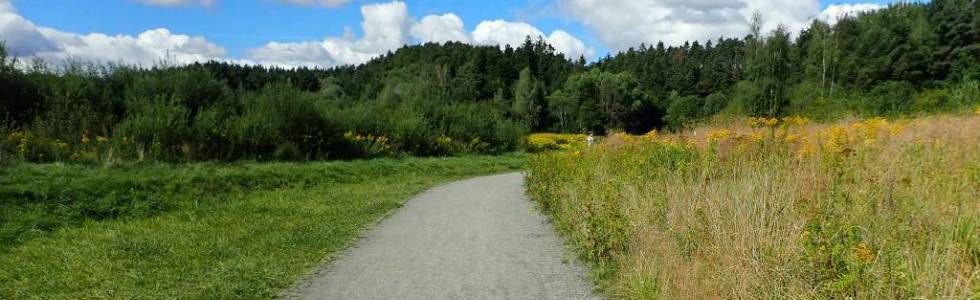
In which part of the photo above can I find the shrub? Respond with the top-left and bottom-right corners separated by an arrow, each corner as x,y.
867,81 -> 916,115
114,95 -> 191,160
702,92 -> 729,116
272,142 -> 304,161
524,133 -> 587,152
664,93 -> 704,130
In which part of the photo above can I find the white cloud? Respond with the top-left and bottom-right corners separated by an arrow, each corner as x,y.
358,1 -> 413,51
246,1 -> 412,68
0,0 -> 14,14
249,1 -> 594,68
275,0 -> 350,8
1,0 -> 593,69
0,3 -> 59,56
472,20 -> 545,48
411,13 -> 472,44
471,20 -> 594,60
0,2 -> 224,66
557,0 -> 824,51
132,0 -> 215,7
819,3 -> 884,25
547,30 -> 594,60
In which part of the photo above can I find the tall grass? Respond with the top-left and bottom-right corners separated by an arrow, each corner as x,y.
527,114 -> 979,299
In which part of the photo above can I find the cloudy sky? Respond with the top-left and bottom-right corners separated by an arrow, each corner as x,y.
1,0 -> 895,68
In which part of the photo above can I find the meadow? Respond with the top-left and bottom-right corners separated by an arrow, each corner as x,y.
527,113 -> 980,299
0,154 -> 524,299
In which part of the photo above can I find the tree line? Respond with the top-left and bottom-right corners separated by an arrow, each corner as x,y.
1,0 -> 977,162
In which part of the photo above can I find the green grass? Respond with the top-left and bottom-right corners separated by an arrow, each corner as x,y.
0,154 -> 525,299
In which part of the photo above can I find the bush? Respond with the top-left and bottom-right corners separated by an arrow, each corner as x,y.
702,92 -> 729,116
114,95 -> 191,160
664,93 -> 704,130
911,88 -> 952,113
273,142 -> 304,161
866,81 -> 916,115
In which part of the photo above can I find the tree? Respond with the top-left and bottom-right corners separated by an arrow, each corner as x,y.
741,14 -> 794,117
511,67 -> 544,129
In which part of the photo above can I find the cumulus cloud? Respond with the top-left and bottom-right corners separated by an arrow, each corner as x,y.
248,1 -> 594,68
819,3 -> 884,25
0,1 -> 225,66
472,20 -> 545,48
132,0 -> 215,7
0,3 -> 59,56
557,0 -> 832,51
472,20 -> 594,60
547,30 -> 594,60
34,28 -> 226,66
0,0 -> 592,69
358,1 -> 413,51
247,1 -> 412,68
411,13 -> 472,44
275,0 -> 350,8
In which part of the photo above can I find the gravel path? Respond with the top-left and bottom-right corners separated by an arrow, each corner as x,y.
285,172 -> 600,300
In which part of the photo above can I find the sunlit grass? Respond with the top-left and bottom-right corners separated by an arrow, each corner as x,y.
0,154 -> 525,299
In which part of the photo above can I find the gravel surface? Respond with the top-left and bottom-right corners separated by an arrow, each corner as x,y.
285,172 -> 600,300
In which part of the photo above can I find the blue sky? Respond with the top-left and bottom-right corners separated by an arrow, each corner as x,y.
2,0 -> 899,68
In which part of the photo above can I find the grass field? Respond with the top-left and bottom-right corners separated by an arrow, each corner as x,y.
528,115 -> 979,299
0,154 -> 525,299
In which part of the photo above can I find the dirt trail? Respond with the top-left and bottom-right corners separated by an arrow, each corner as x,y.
285,172 -> 600,300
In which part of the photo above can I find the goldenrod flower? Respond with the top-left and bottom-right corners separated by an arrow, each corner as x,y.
782,116 -> 809,127
853,243 -> 875,262
707,129 -> 732,144
643,129 -> 658,141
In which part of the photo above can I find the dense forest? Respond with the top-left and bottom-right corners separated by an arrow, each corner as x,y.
1,0 -> 977,162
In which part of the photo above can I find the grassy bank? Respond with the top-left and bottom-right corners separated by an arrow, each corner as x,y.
527,115 -> 979,299
0,154 -> 524,299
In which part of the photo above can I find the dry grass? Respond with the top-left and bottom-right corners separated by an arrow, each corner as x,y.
527,115 -> 980,299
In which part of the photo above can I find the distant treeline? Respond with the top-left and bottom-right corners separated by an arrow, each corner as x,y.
0,0 -> 977,162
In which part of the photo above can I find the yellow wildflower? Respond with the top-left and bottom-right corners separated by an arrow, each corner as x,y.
797,138 -> 816,159
707,129 -> 732,144
784,133 -> 800,144
748,117 -> 779,128
643,129 -> 658,141
853,243 -> 875,262
96,135 -> 109,143
81,134 -> 90,144
782,116 -> 809,127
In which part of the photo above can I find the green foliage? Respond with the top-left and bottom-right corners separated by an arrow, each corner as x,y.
665,93 -> 704,130
115,96 -> 191,160
551,69 -> 660,134
702,92 -> 729,116
867,81 -> 916,115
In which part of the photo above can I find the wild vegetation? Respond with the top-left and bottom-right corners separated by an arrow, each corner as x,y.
0,1 -> 977,298
527,113 -> 979,299
1,1 -> 977,164
0,155 -> 524,298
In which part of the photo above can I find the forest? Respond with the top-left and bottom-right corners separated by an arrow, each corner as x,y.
1,0 -> 977,163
